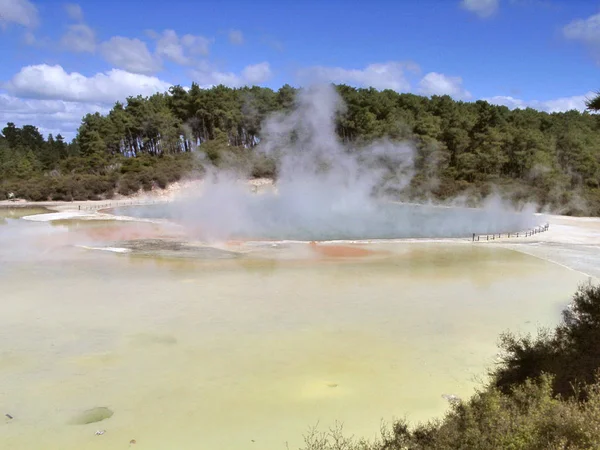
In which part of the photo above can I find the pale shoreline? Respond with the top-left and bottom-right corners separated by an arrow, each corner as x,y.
0,177 -> 274,212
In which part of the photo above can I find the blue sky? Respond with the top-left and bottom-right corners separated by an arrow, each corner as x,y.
1,0 -> 600,139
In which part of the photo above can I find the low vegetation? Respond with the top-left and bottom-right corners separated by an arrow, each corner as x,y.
1,84 -> 600,214
299,283 -> 600,450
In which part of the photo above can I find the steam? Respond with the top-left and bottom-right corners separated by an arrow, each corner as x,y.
130,84 -> 542,241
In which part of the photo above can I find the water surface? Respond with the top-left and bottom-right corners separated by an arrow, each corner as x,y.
0,215 -> 586,450
112,201 -> 542,240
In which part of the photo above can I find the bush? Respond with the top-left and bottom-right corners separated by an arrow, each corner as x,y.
299,283 -> 600,450
368,376 -> 600,450
0,152 -> 199,201
117,174 -> 141,196
494,282 -> 600,400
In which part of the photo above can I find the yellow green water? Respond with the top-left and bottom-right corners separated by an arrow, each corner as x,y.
0,207 -> 48,223
0,216 -> 588,449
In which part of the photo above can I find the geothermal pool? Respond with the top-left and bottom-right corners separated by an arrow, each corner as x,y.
112,200 -> 542,241
0,208 -> 589,450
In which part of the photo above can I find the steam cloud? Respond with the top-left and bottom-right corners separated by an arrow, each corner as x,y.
119,84 -> 543,241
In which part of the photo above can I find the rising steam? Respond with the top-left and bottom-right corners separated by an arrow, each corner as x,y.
123,84 -> 542,241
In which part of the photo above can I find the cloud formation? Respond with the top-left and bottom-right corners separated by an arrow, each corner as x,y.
298,62 -> 419,92
155,29 -> 189,65
228,29 -> 244,45
563,12 -> 600,62
57,11 -> 213,72
485,91 -> 595,112
191,61 -> 272,87
145,29 -> 212,69
460,0 -> 499,18
0,0 -> 38,29
241,62 -> 272,84
61,23 -> 96,53
418,72 -> 472,99
100,37 -> 161,74
64,3 -> 84,22
4,64 -> 172,103
0,93 -> 108,139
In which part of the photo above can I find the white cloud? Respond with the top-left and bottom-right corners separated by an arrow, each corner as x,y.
563,13 -> 600,61
155,30 -> 210,63
191,61 -> 272,88
180,33 -> 211,56
418,72 -> 472,99
196,71 -> 240,87
153,30 -> 211,66
0,0 -> 38,28
564,13 -> 600,43
60,4 -> 95,53
64,3 -> 83,22
228,29 -> 244,45
485,96 -> 527,109
4,64 -> 172,104
485,91 -> 595,112
542,93 -> 594,112
0,93 -> 108,140
460,0 -> 499,18
156,29 -> 189,65
61,24 -> 96,53
241,62 -> 272,84
298,62 -> 419,92
100,37 -> 161,74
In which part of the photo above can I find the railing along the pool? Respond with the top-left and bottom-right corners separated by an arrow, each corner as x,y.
77,199 -> 165,211
472,223 -> 549,242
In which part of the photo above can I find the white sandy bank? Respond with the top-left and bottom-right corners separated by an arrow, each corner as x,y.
485,215 -> 600,280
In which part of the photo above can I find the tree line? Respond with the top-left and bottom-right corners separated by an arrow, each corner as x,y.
1,83 -> 599,214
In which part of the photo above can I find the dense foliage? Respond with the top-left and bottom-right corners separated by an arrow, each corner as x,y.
301,283 -> 600,450
0,122 -> 198,201
1,83 -> 600,213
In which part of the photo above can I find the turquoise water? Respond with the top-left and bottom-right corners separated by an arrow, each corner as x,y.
112,201 -> 543,241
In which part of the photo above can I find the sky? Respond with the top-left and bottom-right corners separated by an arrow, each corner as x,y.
1,0 -> 600,140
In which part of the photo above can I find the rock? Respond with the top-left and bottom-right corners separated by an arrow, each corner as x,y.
5,413 -> 13,420
70,407 -> 114,425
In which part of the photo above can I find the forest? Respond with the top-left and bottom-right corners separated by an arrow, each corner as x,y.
1,83 -> 599,215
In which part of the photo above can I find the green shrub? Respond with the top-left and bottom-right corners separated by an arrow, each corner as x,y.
117,174 -> 141,196
494,282 -> 600,400
300,283 -> 600,450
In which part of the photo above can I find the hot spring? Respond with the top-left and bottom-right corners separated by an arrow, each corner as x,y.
0,206 -> 594,450
108,83 -> 542,243
111,199 -> 542,241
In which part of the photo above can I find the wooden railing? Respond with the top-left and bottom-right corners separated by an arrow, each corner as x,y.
472,223 -> 549,242
77,199 -> 166,211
